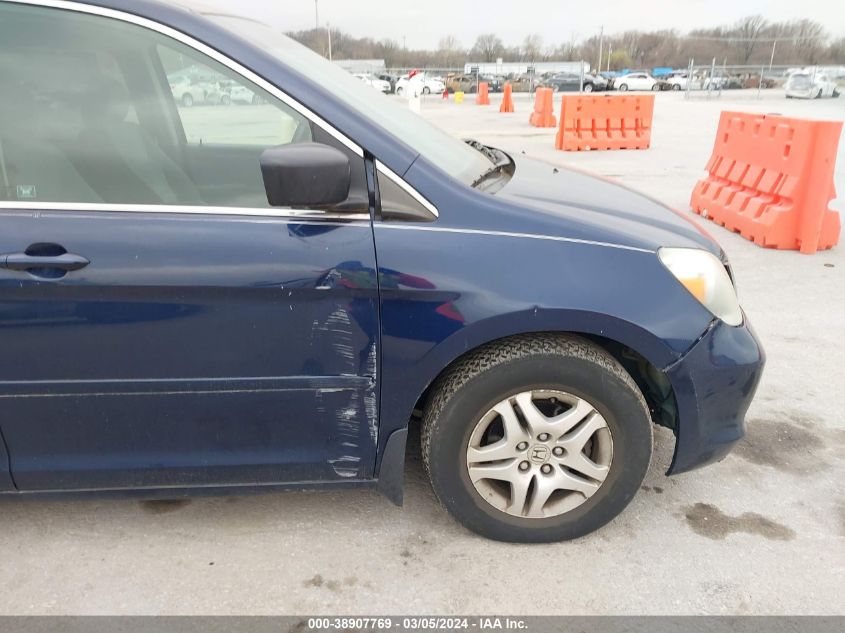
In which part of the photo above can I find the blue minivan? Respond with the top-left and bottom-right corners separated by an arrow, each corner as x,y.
0,0 -> 764,542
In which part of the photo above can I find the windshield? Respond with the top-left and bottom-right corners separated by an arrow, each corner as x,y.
789,74 -> 812,88
195,11 -> 492,184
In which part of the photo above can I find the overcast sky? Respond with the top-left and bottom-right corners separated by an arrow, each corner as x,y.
195,0 -> 845,48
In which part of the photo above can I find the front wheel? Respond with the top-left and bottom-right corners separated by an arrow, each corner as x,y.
672,84 -> 681,91
422,86 -> 431,95
422,334 -> 652,543
181,93 -> 194,107
617,83 -> 628,92
651,83 -> 660,91
396,86 -> 404,96
583,83 -> 594,93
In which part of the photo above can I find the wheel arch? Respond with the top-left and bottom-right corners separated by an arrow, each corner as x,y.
375,309 -> 681,502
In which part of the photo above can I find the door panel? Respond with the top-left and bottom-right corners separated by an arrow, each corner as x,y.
0,211 -> 379,490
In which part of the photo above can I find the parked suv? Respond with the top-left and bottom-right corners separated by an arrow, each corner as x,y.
0,0 -> 764,542
785,71 -> 840,99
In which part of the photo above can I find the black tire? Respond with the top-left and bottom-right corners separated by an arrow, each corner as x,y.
396,86 -> 404,96
583,83 -> 594,93
422,86 -> 431,95
220,94 -> 231,106
651,83 -> 660,91
617,83 -> 628,92
181,93 -> 194,107
672,84 -> 681,91
421,334 -> 652,543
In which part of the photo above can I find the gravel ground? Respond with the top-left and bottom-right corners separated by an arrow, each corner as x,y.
0,89 -> 843,615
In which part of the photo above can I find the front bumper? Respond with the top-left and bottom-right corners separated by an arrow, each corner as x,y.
665,315 -> 765,474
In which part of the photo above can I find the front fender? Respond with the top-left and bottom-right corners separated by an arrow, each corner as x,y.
373,223 -> 715,471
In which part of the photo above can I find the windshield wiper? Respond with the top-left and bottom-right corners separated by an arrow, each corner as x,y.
465,140 -> 514,189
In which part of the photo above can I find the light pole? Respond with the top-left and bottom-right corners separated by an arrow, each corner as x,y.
314,0 -> 319,30
597,25 -> 603,75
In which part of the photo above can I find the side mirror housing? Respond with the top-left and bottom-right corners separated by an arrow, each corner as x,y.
260,143 -> 351,208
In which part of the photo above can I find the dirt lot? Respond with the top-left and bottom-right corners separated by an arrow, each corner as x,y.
0,89 -> 843,615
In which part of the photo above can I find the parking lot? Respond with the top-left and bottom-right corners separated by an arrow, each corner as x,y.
0,89 -> 843,615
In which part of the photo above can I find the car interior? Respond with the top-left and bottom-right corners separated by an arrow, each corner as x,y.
0,5 -> 369,211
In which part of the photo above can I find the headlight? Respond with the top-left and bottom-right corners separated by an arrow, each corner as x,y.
658,247 -> 743,326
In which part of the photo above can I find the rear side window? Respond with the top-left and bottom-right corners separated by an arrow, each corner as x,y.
0,3 -> 333,208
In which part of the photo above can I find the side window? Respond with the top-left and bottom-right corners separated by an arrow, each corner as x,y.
156,46 -> 311,148
377,167 -> 435,222
0,3 -> 362,210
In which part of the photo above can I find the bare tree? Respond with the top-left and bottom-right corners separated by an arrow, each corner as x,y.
732,15 -> 767,64
788,19 -> 827,65
287,17 -> 838,70
437,35 -> 463,67
471,33 -> 504,62
827,37 -> 845,63
522,33 -> 543,62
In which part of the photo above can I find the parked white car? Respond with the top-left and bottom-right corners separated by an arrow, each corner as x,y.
223,83 -> 261,104
395,73 -> 445,96
785,71 -> 840,99
614,72 -> 659,92
664,73 -> 690,90
353,73 -> 391,94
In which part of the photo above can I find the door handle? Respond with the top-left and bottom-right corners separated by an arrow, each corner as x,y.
1,252 -> 90,272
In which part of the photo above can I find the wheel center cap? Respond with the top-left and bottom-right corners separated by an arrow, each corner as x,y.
528,444 -> 550,464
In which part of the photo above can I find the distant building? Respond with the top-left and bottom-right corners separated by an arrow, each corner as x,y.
333,59 -> 386,73
463,61 -> 590,75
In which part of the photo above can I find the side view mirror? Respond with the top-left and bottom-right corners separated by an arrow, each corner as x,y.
260,143 -> 351,208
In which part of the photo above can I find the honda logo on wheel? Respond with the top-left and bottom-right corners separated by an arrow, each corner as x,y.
529,445 -> 550,464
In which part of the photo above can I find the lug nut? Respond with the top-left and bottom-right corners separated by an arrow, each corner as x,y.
541,464 -> 553,474
518,461 -> 530,471
553,446 -> 564,457
516,442 -> 528,451
538,433 -> 550,442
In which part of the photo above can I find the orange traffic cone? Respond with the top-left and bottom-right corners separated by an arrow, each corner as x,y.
500,83 -> 514,113
476,82 -> 490,105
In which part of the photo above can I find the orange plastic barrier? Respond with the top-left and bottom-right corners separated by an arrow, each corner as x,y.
499,83 -> 514,113
555,94 -> 654,151
690,111 -> 842,254
529,88 -> 556,128
476,82 -> 490,105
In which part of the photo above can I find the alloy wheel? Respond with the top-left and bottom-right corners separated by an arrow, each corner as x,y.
466,389 -> 613,519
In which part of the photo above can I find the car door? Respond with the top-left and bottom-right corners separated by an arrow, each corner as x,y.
0,1 -> 379,491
